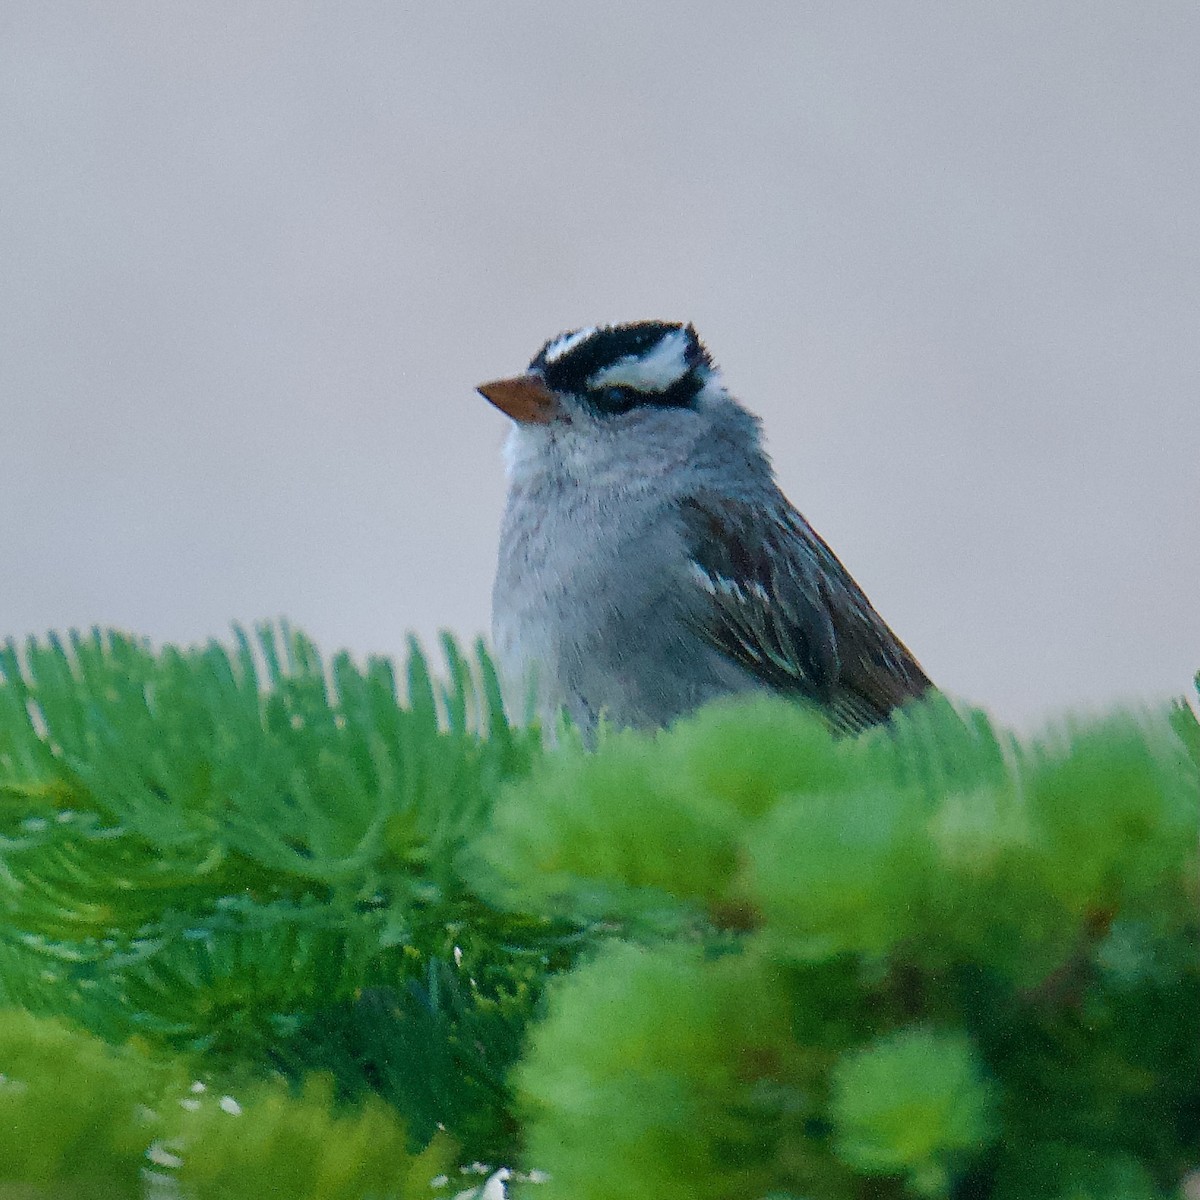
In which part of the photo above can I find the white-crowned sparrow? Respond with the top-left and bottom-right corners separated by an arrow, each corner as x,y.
479,321 -> 932,735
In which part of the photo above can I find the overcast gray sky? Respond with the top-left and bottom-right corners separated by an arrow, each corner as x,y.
2,2 -> 1197,728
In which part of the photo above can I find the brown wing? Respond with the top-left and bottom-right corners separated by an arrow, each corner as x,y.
679,493 -> 932,732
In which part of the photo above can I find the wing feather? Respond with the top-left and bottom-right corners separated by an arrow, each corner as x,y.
679,494 -> 932,732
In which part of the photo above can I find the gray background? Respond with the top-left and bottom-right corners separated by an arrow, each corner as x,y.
2,2 -> 1197,728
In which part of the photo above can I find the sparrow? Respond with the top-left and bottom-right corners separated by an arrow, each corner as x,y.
478,321 -> 932,736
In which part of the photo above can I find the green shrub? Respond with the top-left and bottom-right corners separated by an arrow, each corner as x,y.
0,628 -> 1195,1197
478,695 -> 1199,1198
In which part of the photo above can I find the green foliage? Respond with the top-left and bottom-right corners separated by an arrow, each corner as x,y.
0,1008 -> 174,1197
0,1008 -> 445,1200
516,942 -> 801,1200
172,1074 -> 448,1200
0,625 -> 558,1178
0,626 -> 1196,1197
478,694 -> 1199,1199
829,1027 -> 996,1196
468,698 -> 860,931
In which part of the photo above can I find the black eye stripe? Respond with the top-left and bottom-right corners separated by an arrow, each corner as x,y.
592,373 -> 703,415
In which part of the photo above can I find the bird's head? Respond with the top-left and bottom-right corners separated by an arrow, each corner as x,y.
478,321 -> 769,489
477,321 -> 721,427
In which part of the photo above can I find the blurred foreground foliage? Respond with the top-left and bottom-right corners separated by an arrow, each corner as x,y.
0,626 -> 1195,1198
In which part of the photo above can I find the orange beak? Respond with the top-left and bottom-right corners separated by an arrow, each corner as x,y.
477,374 -> 561,424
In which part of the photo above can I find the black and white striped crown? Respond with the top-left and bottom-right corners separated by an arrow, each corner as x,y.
530,321 -> 715,413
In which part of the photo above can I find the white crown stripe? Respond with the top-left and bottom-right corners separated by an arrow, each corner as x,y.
541,326 -> 599,364
586,328 -> 694,393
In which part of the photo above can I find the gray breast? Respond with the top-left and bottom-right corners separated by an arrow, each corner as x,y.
492,469 -> 760,733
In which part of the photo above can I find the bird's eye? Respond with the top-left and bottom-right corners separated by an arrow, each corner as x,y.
594,385 -> 641,413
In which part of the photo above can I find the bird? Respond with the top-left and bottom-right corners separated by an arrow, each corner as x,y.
478,320 -> 932,737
